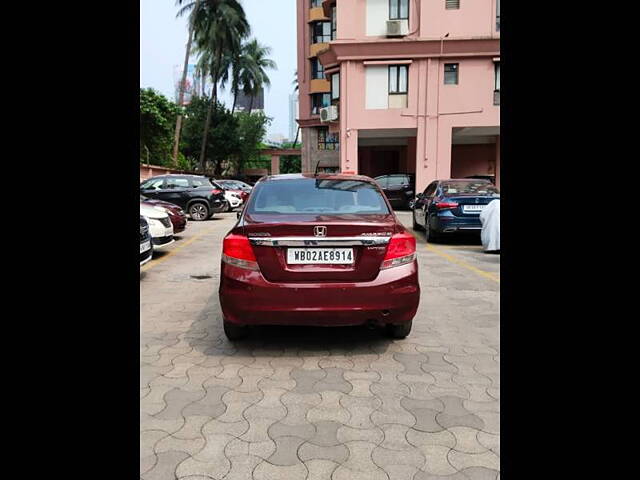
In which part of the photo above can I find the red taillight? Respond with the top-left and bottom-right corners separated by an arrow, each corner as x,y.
435,201 -> 459,209
381,232 -> 417,270
212,189 -> 223,195
222,234 -> 258,270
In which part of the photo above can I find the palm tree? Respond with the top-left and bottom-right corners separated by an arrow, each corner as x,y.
171,0 -> 201,166
177,0 -> 250,172
240,39 -> 277,113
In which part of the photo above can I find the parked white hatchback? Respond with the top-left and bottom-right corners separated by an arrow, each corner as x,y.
140,204 -> 175,250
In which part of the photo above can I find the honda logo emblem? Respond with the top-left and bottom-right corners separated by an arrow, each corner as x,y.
314,226 -> 327,237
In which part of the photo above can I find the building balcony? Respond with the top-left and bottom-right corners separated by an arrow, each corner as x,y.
310,78 -> 331,94
309,6 -> 329,22
309,42 -> 330,58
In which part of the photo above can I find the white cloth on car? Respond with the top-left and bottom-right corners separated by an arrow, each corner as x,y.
480,198 -> 500,252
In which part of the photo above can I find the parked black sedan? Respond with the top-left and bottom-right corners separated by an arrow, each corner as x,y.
140,174 -> 227,221
412,179 -> 499,242
374,174 -> 415,209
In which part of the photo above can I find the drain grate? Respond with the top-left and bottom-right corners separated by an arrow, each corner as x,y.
190,275 -> 212,280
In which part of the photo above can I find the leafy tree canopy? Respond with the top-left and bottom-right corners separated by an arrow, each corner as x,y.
140,88 -> 180,165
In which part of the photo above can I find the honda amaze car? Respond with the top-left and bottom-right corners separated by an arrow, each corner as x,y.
140,174 -> 227,221
219,174 -> 420,341
412,179 -> 500,242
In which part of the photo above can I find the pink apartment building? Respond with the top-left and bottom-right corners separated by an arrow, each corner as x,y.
296,0 -> 500,191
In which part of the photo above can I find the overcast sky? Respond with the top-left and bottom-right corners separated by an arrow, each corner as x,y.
140,0 -> 297,140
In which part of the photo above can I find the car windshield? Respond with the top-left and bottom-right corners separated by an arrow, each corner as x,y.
247,178 -> 390,214
441,181 -> 499,195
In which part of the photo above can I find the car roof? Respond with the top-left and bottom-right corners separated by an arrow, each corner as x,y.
258,173 -> 378,183
441,178 -> 492,183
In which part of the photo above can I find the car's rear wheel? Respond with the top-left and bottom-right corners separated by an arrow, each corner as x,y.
223,319 -> 248,340
412,210 -> 424,231
425,218 -> 440,243
189,202 -> 209,221
387,320 -> 412,339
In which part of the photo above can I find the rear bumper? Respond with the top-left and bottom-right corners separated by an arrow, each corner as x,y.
210,199 -> 227,213
433,215 -> 482,233
219,262 -> 420,327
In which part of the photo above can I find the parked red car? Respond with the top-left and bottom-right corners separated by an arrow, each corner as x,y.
140,195 -> 187,234
219,174 -> 420,340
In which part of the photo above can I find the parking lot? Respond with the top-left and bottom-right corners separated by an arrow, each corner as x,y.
140,211 -> 499,480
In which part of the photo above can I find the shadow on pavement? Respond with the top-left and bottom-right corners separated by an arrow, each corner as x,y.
186,292 -> 393,357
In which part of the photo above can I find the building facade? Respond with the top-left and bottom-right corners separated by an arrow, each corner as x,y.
289,93 -> 300,143
296,0 -> 500,190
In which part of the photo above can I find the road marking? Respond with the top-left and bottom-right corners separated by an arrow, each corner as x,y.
141,226 -> 218,272
425,243 -> 500,283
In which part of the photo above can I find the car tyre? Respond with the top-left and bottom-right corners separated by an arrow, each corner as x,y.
412,210 -> 424,231
425,218 -> 440,243
223,320 -> 248,340
189,202 -> 209,221
387,320 -> 412,339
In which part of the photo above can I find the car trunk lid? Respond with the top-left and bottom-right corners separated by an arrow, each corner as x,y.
243,213 -> 396,283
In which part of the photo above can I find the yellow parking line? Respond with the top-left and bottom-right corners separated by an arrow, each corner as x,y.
141,226 -> 217,272
425,243 -> 500,283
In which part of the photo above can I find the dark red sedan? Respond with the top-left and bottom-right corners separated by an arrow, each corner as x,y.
219,174 -> 420,340
140,195 -> 187,234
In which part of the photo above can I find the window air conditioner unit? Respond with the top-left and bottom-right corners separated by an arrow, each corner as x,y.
386,20 -> 408,37
320,105 -> 338,122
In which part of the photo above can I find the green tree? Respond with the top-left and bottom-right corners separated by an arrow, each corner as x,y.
280,141 -> 301,174
232,111 -> 272,174
177,0 -> 250,170
140,88 -> 180,166
238,39 -> 277,113
181,96 -> 240,175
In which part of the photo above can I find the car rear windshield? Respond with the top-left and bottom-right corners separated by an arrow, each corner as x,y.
441,181 -> 499,195
247,178 -> 390,214
191,177 -> 213,188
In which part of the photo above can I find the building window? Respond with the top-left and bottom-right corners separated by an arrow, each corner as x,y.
331,6 -> 337,40
312,58 -> 325,80
313,21 -> 331,43
311,93 -> 331,114
444,63 -> 459,84
311,0 -> 323,7
389,0 -> 409,20
331,72 -> 340,100
496,0 -> 500,31
389,65 -> 408,94
317,127 -> 339,150
445,0 -> 460,9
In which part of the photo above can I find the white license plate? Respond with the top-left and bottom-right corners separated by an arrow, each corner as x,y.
140,241 -> 151,253
463,205 -> 485,213
287,248 -> 354,265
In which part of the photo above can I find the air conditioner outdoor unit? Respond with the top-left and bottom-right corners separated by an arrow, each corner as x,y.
386,20 -> 408,37
320,105 -> 338,122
